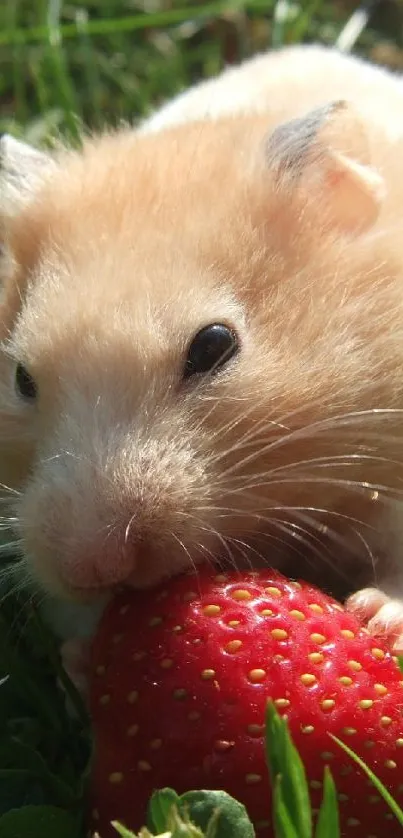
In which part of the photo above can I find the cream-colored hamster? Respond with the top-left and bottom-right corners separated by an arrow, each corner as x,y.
3,44 -> 403,651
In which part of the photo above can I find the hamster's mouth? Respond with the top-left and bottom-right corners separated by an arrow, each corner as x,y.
61,527 -> 370,605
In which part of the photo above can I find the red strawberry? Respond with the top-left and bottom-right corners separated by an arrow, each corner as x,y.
88,569 -> 403,837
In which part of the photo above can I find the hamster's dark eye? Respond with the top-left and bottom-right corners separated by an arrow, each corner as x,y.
184,323 -> 239,380
15,364 -> 37,400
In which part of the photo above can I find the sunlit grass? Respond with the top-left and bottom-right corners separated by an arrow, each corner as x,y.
2,0 -> 402,145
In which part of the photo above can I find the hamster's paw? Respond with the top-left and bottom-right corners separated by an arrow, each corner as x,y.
61,637 -> 91,699
346,587 -> 403,654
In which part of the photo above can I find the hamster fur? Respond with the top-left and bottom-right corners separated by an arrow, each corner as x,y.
2,44 -> 403,647
141,44 -> 403,140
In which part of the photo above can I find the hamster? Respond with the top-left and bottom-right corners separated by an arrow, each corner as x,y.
140,44 -> 403,140
2,44 -> 403,657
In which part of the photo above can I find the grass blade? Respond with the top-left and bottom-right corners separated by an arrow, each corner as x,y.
330,735 -> 403,827
314,767 -> 339,838
265,702 -> 312,838
272,776 -> 300,838
0,1 -> 272,46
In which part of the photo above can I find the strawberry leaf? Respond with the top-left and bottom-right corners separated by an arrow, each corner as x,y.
168,805 -> 205,836
112,822 -> 138,837
178,789 -> 255,838
314,767 -> 339,838
113,826 -> 172,838
265,701 -> 312,838
398,656 -> 403,676
0,804 -> 79,837
330,734 -> 403,827
148,787 -> 181,832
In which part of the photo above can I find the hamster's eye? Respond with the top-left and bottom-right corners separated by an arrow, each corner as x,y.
15,364 -> 37,400
184,323 -> 239,380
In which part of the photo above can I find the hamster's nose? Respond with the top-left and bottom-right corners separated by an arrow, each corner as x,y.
61,543 -> 137,591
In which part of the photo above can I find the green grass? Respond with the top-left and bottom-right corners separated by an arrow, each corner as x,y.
2,0 -> 403,836
2,0 -> 403,146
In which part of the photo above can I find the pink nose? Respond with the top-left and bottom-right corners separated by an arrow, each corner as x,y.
61,543 -> 136,590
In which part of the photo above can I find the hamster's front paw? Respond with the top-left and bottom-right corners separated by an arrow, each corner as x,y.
61,637 -> 91,699
346,587 -> 403,654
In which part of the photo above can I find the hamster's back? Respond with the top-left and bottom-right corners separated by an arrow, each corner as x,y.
143,44 -> 403,144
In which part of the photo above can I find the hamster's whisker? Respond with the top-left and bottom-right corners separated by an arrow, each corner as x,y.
203,506 -> 330,563
272,517 -> 332,556
270,504 -> 374,537
202,382 -> 330,447
194,522 -> 239,571
190,395 -> 221,435
208,415 -> 285,462
0,539 -> 23,556
207,403 -> 280,446
231,475 -> 401,501
219,449 -> 401,497
288,507 -> 378,575
192,540 -> 219,570
213,387 -> 335,443
216,404 -> 403,450
225,537 -> 255,571
228,536 -> 271,568
233,453 -> 403,478
270,517 -> 330,565
213,408 -> 403,476
194,501 -> 375,535
0,483 -> 21,497
171,513 -> 232,572
289,506 -> 366,554
284,503 -> 366,531
40,453 -> 65,464
218,454 -> 403,495
0,519 -> 18,530
352,527 -> 377,580
218,409 -> 402,478
193,505 -> 309,566
0,560 -> 25,585
261,519 -> 314,564
170,531 -> 199,576
124,513 -> 137,546
269,515 -> 355,582
194,499 -> 372,578
206,397 -> 321,458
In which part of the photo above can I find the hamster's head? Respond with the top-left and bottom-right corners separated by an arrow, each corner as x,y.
0,101 -> 401,603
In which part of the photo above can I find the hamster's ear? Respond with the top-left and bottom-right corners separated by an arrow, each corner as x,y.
0,134 -> 56,219
265,100 -> 385,235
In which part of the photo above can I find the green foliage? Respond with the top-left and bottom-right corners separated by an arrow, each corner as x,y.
314,769 -> 339,838
109,702 -> 403,838
265,701 -> 312,838
147,788 -> 255,837
265,702 -> 341,838
0,804 -> 79,837
330,734 -> 403,828
0,590 -> 90,837
2,0 -> 403,144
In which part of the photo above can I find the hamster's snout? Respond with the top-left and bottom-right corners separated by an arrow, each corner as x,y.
59,540 -> 137,592
15,405 -> 212,599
